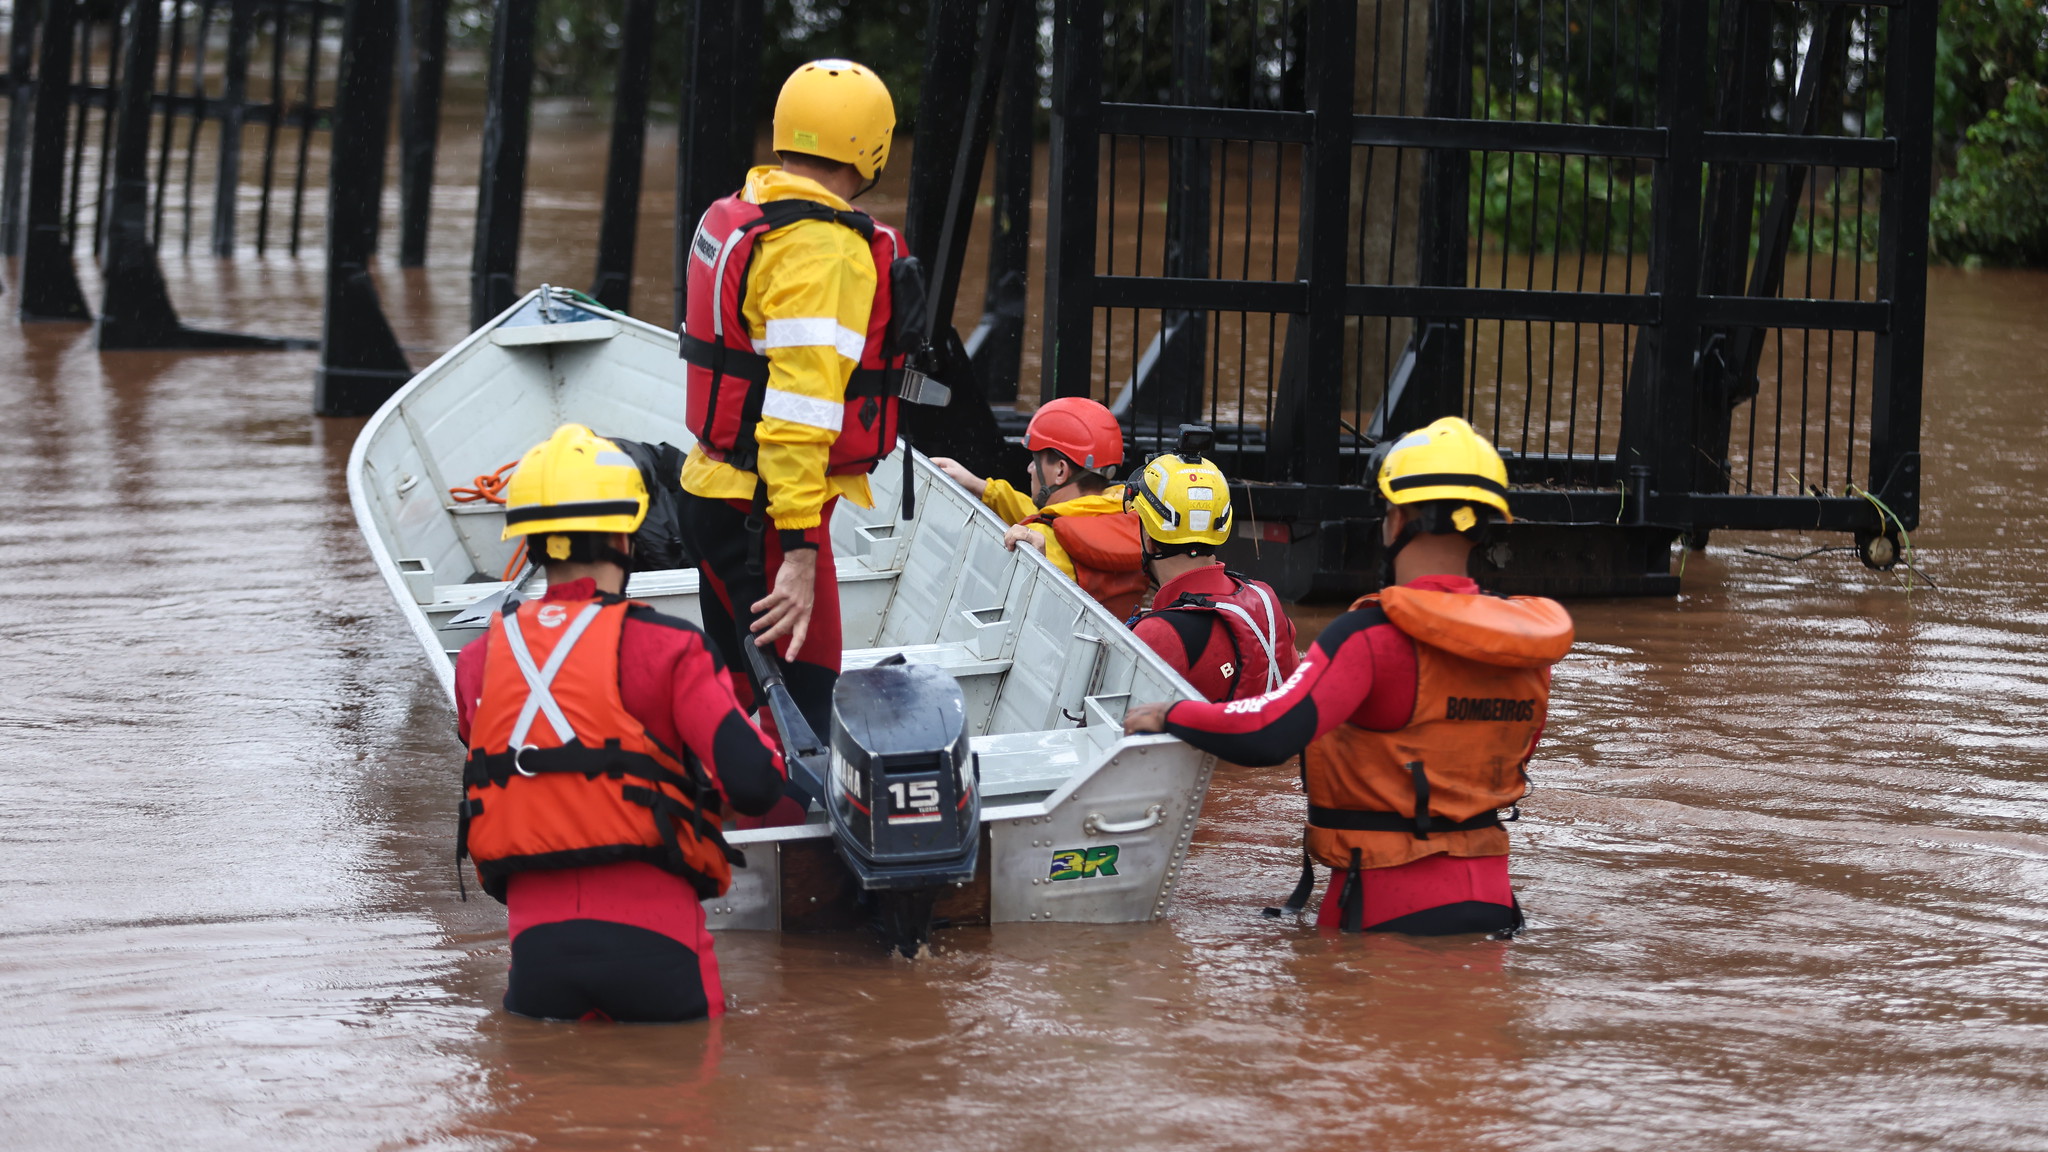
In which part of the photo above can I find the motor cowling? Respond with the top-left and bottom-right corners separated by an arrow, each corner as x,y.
827,660 -> 980,890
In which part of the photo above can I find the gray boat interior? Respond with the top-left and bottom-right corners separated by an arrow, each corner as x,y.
352,293 -> 1199,814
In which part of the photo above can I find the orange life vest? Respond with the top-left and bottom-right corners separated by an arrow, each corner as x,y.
1024,508 -> 1147,619
459,598 -> 740,903
1302,585 -> 1573,872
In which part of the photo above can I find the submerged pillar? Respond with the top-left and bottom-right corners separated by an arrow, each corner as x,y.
469,0 -> 539,327
397,0 -> 449,267
315,0 -> 410,415
19,0 -> 90,321
590,0 -> 655,312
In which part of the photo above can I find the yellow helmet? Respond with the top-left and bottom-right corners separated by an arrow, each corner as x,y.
773,60 -> 896,180
501,424 -> 648,544
1131,453 -> 1233,547
1376,416 -> 1513,527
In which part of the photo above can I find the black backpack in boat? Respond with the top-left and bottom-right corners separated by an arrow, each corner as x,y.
603,436 -> 694,572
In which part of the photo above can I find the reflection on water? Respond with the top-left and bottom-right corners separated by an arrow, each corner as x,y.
1,94 -> 2045,1150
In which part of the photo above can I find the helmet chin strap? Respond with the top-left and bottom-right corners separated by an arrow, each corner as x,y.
1379,512 -> 1425,589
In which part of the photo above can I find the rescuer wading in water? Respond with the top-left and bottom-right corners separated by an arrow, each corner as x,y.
1124,417 -> 1574,935
457,425 -> 786,1021
1122,434 -> 1299,703
932,397 -> 1148,620
676,60 -> 914,826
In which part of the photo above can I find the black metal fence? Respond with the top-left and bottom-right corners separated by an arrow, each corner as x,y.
1044,0 -> 1930,579
1,0 -> 339,344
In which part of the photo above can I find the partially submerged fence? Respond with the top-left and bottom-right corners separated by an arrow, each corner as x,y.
0,0 -> 339,345
1043,0 -> 1931,591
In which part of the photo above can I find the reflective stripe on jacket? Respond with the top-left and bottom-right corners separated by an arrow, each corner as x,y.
461,598 -> 738,902
1303,585 -> 1573,871
679,166 -> 896,531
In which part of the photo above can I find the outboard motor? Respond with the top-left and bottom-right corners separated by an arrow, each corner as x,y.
828,657 -> 980,956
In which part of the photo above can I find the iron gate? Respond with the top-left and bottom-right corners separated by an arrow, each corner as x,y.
1042,0 -> 1931,593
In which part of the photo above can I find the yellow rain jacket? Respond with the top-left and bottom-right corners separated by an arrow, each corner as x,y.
680,166 -> 880,531
981,480 -> 1131,582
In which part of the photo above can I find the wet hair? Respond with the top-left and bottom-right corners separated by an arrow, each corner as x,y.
776,151 -> 859,180
533,531 -> 624,566
1035,448 -> 1110,494
1394,499 -> 1500,542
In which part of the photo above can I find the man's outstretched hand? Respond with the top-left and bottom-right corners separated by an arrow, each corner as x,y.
751,548 -> 819,655
1122,702 -> 1172,734
930,457 -> 989,499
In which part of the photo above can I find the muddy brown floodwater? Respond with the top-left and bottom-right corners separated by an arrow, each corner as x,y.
3,101 -> 2047,1151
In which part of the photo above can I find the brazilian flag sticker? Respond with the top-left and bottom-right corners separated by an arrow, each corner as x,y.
1048,845 -> 1121,881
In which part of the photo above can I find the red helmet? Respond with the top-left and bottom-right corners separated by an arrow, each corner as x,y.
1024,397 -> 1125,475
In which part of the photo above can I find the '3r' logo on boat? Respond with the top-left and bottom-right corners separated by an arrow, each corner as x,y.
1048,845 -> 1120,881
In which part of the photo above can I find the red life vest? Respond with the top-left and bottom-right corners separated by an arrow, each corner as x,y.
1139,571 -> 1290,701
1022,508 -> 1148,619
1301,586 -> 1573,873
459,597 -> 740,903
680,193 -> 906,476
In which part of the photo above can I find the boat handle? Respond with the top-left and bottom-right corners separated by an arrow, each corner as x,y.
1084,804 -> 1163,836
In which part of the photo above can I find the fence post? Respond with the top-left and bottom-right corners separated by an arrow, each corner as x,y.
397,0 -> 448,267
672,0 -> 762,327
1393,0 -> 1473,433
1,0 -> 40,258
1618,0 -> 1709,502
469,0 -> 538,327
19,0 -> 90,321
964,0 -> 1038,404
590,0 -> 655,312
210,0 -> 255,256
100,0 -> 296,349
1042,0 -> 1102,402
1869,0 -> 1934,529
1296,0 -> 1355,485
315,0 -> 410,415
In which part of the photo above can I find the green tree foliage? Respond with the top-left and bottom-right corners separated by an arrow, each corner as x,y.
1931,80 -> 2048,262
1928,0 -> 2048,262
1467,73 -> 1655,252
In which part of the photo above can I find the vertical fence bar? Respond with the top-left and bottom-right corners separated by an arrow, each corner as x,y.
966,0 -> 1039,404
254,0 -> 287,253
20,0 -> 90,319
179,0 -> 216,253
673,0 -> 762,327
1868,0 -> 1932,528
1387,0 -> 1470,435
1138,0 -> 1209,426
91,4 -> 121,259
1043,0 -> 1103,401
397,0 -> 446,266
1620,0 -> 1708,503
589,0 -> 655,311
287,4 -> 323,256
1296,0 -> 1354,485
1,0 -> 41,256
211,0 -> 254,256
151,0 -> 186,245
468,0 -> 538,327
315,0 -> 410,415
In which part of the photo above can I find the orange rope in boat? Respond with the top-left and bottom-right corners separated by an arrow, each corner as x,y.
450,461 -> 518,505
447,462 -> 528,582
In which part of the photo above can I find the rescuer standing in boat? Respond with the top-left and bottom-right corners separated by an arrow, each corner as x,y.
931,397 -> 1147,619
676,60 -> 911,825
1123,444 -> 1299,702
1124,417 -> 1573,935
457,425 -> 786,1022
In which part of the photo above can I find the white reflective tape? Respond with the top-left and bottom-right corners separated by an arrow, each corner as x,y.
760,387 -> 845,432
710,228 -> 748,341
594,451 -> 635,468
501,603 -> 602,749
755,316 -> 866,360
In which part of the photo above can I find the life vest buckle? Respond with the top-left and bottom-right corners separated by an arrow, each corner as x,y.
513,744 -> 542,777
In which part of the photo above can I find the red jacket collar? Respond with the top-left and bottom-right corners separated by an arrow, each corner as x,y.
1401,573 -> 1481,594
1153,562 -> 1235,604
